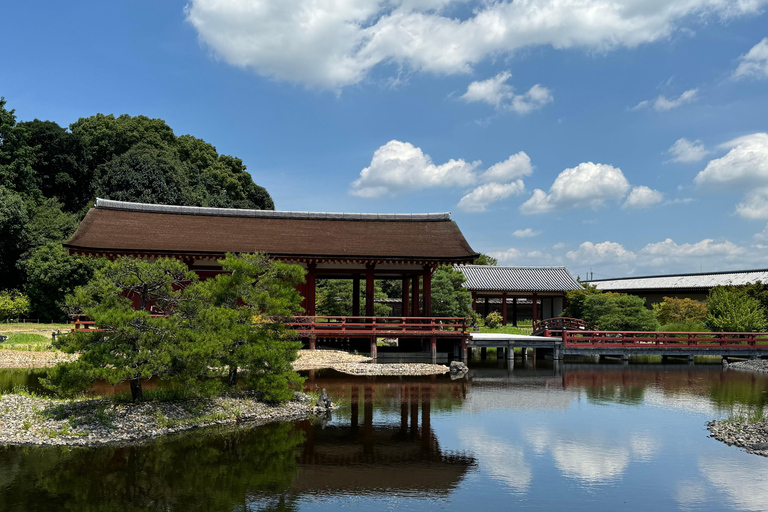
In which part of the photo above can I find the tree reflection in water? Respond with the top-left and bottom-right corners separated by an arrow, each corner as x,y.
0,423 -> 304,512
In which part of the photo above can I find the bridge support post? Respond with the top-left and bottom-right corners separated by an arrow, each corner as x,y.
370,336 -> 377,360
553,343 -> 563,360
430,336 -> 437,362
687,354 -> 695,364
507,343 -> 514,362
622,353 -> 629,362
461,337 -> 468,361
309,334 -> 316,351
497,347 -> 504,359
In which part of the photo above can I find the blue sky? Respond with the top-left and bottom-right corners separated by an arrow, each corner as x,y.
4,1 -> 768,279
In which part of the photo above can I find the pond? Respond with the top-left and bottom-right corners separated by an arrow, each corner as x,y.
2,360 -> 768,512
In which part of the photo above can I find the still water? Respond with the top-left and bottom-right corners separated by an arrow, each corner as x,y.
2,361 -> 768,512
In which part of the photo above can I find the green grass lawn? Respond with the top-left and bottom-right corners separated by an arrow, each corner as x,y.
1,332 -> 55,351
0,322 -> 70,333
478,325 -> 533,335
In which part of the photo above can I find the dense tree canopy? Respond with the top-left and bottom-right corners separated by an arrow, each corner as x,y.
581,293 -> 660,331
0,97 -> 274,316
706,286 -> 767,333
430,265 -> 473,318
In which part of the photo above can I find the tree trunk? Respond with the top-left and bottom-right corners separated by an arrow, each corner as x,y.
228,366 -> 238,387
130,377 -> 144,402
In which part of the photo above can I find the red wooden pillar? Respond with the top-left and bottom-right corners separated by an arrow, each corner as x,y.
411,276 -> 420,317
501,292 -> 508,326
402,277 -> 410,318
430,336 -> 437,360
422,265 -> 432,316
370,336 -> 377,359
352,274 -> 361,316
532,293 -> 539,324
365,263 -> 375,317
305,263 -> 317,316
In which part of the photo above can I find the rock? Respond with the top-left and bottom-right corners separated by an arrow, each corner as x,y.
316,388 -> 333,409
450,361 -> 468,373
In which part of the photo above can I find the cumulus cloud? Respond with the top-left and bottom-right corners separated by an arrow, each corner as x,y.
461,72 -> 553,114
457,180 -> 525,212
733,37 -> 768,79
480,152 -> 533,182
513,228 -> 540,238
351,141 -> 533,207
667,138 -> 709,162
566,241 -> 636,263
640,238 -> 743,260
694,133 -> 768,189
185,1 -> 768,89
623,186 -> 664,209
633,88 -> 698,111
350,140 -> 478,197
521,162 -> 631,214
735,188 -> 768,219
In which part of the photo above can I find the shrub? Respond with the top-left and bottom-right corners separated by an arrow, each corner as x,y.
659,320 -> 708,332
582,293 -> 660,331
485,311 -> 503,329
561,284 -> 601,319
706,286 -> 767,332
0,290 -> 30,320
653,296 -> 707,325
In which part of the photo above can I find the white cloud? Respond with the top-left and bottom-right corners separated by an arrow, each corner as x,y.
185,1 -> 768,89
350,140 -> 478,197
521,162 -> 631,214
351,142 -> 533,202
566,241 -> 636,263
733,37 -> 768,79
623,186 -> 664,209
667,138 -> 709,162
461,72 -> 553,114
457,180 -> 525,212
513,228 -> 540,238
633,88 -> 698,111
480,152 -> 533,182
735,188 -> 768,219
640,238 -> 744,265
694,133 -> 768,189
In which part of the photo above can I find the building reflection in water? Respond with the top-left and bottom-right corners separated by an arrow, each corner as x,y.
295,373 -> 475,497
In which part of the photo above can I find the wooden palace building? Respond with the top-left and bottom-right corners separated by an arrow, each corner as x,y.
64,199 -> 479,357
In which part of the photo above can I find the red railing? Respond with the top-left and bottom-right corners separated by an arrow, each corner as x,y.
288,316 -> 468,336
563,330 -> 768,349
533,317 -> 588,333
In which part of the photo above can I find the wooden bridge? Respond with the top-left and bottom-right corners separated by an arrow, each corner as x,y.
469,319 -> 768,362
288,316 -> 469,359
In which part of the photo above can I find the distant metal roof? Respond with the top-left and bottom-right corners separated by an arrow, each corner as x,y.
457,265 -> 583,292
587,269 -> 768,291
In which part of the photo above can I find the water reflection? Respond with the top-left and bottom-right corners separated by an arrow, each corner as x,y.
2,364 -> 768,511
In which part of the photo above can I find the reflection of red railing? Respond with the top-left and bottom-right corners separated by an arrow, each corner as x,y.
563,330 -> 768,348
287,316 -> 468,337
533,317 -> 587,334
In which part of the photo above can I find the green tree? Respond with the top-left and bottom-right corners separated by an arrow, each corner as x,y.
316,279 -> 391,317
0,290 -> 30,320
24,243 -> 106,322
653,296 -> 707,324
582,293 -> 660,331
184,253 -> 305,400
474,253 -> 498,266
706,286 -> 767,332
561,283 -> 600,319
48,257 -> 199,401
431,265 -> 473,318
0,186 -> 30,289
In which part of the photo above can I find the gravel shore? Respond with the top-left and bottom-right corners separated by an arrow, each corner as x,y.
0,391 -> 322,447
708,358 -> 768,456
0,349 -> 76,368
724,359 -> 768,374
708,418 -> 768,457
293,349 -> 449,376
